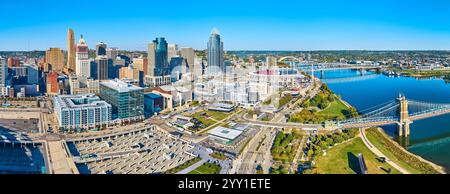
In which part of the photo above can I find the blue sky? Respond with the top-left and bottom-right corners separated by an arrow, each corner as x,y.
1,0 -> 450,51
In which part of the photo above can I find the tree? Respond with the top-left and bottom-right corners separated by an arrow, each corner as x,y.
342,133 -> 350,140
314,146 -> 322,156
307,149 -> 314,158
319,141 -> 328,149
326,138 -> 334,146
333,135 -> 344,144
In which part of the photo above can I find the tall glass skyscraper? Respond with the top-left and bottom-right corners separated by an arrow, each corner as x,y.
96,42 -> 107,57
207,28 -> 224,75
146,37 -> 171,87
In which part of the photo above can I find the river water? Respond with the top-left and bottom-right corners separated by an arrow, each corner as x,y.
312,69 -> 450,172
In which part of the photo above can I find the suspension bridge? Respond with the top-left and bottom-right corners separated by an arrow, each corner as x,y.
245,95 -> 450,137
338,95 -> 450,137
277,58 -> 382,71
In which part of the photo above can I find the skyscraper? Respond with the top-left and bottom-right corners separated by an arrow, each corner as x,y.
67,29 -> 76,71
96,42 -> 107,57
96,55 -> 109,80
45,48 -> 65,72
146,37 -> 170,87
107,47 -> 119,59
207,28 -> 224,75
180,47 -> 195,74
0,57 -> 7,87
76,35 -> 91,77
168,44 -> 179,61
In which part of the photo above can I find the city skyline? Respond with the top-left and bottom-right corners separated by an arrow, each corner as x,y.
1,0 -> 450,51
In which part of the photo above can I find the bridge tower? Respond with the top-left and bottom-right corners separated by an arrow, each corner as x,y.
397,94 -> 410,137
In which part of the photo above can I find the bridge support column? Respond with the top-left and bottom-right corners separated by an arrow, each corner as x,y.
404,122 -> 410,137
397,122 -> 410,137
397,95 -> 410,137
397,123 -> 403,137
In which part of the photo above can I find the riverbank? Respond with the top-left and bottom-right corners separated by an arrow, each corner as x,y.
366,127 -> 445,174
386,67 -> 450,79
290,84 -> 357,124
308,136 -> 400,174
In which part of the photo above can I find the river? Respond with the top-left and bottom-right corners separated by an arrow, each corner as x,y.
311,69 -> 450,172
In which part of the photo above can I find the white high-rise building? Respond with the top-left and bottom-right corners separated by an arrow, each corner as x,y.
76,35 -> 91,77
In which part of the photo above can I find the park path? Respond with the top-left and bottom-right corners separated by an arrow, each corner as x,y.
176,159 -> 207,174
289,135 -> 307,174
359,128 -> 410,174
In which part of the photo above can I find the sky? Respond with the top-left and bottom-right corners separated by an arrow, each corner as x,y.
1,0 -> 450,51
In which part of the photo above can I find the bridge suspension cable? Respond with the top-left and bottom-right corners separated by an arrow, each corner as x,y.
408,100 -> 450,116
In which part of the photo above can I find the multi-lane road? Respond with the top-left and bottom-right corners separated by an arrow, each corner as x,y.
233,80 -> 323,174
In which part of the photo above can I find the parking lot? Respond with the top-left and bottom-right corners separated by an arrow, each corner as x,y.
68,126 -> 197,174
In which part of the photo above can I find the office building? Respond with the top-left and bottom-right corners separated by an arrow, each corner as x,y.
46,71 -> 60,95
207,28 -> 224,75
96,42 -> 107,56
69,75 -> 100,95
8,57 -> 20,68
119,66 -> 140,81
193,57 -> 205,79
144,93 -> 164,118
169,56 -> 189,82
45,48 -> 65,72
13,84 -> 39,97
76,35 -> 91,77
10,64 -> 39,85
107,47 -> 119,59
26,64 -> 39,84
132,56 -> 146,72
168,44 -> 179,61
146,37 -> 171,87
53,94 -> 112,130
99,79 -> 144,120
180,47 -> 195,73
95,55 -> 108,80
0,57 -> 7,87
67,29 -> 76,71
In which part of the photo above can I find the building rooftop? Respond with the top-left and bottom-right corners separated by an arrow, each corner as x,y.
54,94 -> 111,109
145,93 -> 163,99
208,126 -> 243,141
100,79 -> 143,93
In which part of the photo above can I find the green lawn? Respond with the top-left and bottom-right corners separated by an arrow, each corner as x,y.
165,157 -> 202,174
210,152 -> 227,160
188,162 -> 222,174
365,128 -> 440,174
312,137 -> 400,174
316,100 -> 349,120
190,110 -> 230,128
